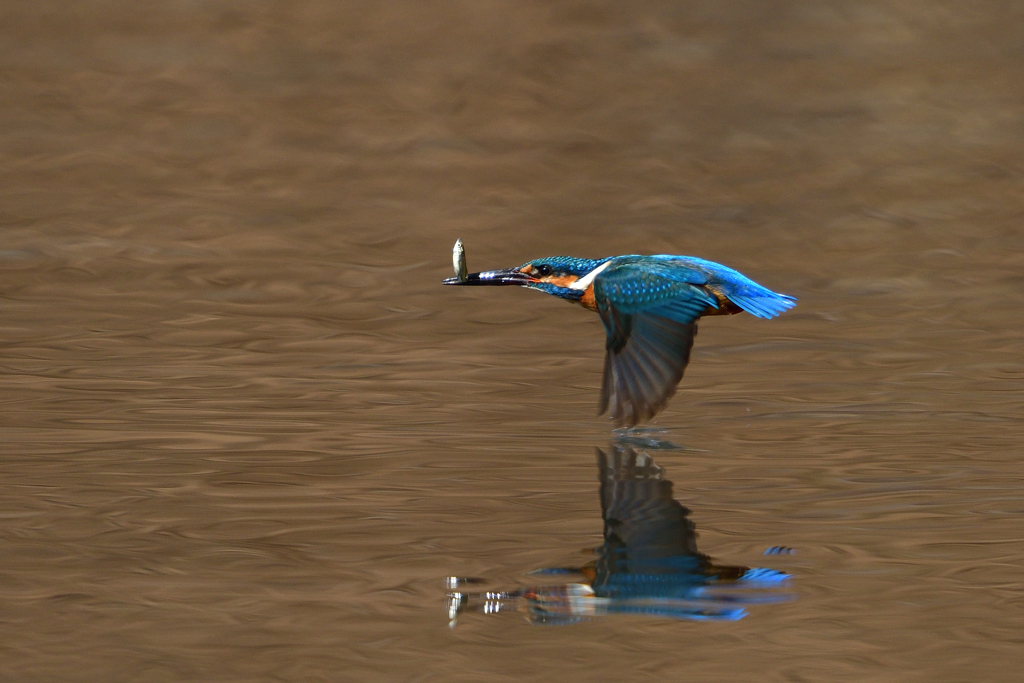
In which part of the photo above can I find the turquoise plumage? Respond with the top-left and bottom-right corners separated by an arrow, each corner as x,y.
444,251 -> 796,427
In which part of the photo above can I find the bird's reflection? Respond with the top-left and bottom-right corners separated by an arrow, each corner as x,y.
447,445 -> 792,626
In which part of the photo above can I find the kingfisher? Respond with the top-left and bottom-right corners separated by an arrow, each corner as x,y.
443,251 -> 796,427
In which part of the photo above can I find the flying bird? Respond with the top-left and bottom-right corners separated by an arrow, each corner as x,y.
443,250 -> 795,427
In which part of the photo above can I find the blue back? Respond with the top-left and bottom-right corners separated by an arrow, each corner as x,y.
607,254 -> 796,318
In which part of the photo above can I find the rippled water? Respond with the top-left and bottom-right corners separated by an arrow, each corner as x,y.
2,1 -> 1023,681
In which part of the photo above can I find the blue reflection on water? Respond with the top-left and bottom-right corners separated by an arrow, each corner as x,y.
448,444 -> 793,627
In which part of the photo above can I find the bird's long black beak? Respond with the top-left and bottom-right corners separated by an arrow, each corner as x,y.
443,268 -> 534,286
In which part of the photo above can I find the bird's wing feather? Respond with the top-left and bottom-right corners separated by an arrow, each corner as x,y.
593,263 -> 715,427
598,315 -> 698,427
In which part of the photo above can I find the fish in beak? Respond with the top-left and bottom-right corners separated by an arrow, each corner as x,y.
442,267 -> 535,286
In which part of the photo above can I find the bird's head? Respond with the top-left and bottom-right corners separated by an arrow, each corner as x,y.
444,256 -> 611,300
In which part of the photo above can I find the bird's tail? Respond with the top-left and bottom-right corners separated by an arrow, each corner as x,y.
726,292 -> 797,319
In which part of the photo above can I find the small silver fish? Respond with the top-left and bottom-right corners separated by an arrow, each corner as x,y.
452,238 -> 468,283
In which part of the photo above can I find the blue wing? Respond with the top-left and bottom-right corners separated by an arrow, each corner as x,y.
592,261 -> 716,427
590,256 -> 796,426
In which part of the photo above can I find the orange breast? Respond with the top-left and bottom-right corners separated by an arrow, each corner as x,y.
579,284 -> 598,311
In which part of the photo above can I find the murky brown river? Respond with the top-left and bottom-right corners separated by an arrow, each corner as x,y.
1,1 -> 1023,680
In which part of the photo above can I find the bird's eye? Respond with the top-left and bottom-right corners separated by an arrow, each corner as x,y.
536,265 -> 553,276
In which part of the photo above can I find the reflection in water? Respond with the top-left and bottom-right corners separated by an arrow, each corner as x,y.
448,445 -> 792,626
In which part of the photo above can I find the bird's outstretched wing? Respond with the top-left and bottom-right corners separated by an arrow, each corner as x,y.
593,261 -> 717,427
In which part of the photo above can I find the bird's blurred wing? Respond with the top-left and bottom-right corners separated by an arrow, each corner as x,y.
593,264 -> 716,427
598,315 -> 698,426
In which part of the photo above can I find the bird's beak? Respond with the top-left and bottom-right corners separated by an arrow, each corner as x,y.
443,267 -> 535,286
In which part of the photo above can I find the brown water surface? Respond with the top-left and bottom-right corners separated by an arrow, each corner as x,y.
1,1 -> 1023,681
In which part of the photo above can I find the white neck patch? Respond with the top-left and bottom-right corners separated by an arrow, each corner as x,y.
569,260 -> 612,290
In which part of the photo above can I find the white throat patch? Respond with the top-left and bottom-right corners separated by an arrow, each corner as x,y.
569,260 -> 611,291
